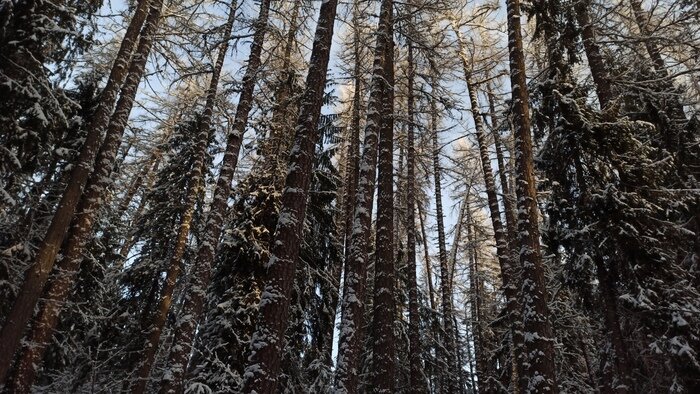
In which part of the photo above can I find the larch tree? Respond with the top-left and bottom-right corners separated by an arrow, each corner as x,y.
240,0 -> 340,391
7,0 -> 165,390
0,0 -> 155,384
504,0 -> 559,391
128,0 -> 251,391
334,0 -> 394,391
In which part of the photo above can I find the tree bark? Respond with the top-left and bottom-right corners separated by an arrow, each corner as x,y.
405,40 -> 423,394
239,0 -> 339,392
0,0 -> 153,385
465,203 -> 490,393
454,28 -> 526,391
505,0 -> 558,391
418,202 -> 436,312
369,8 -> 395,390
628,0 -> 667,75
156,1 -> 275,391
428,75 -> 458,393
333,0 -> 393,391
7,2 -> 164,391
128,2 -> 249,392
574,0 -> 613,108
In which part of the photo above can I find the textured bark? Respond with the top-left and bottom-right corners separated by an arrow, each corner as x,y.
505,0 -> 558,391
369,9 -> 395,390
156,1 -> 274,392
429,76 -> 458,393
318,1 -> 364,371
263,2 -> 301,165
629,0 -> 667,75
0,0 -> 152,385
239,0 -> 339,392
334,0 -> 393,391
405,40 -> 423,394
465,204 -> 489,393
128,3 -> 247,392
342,0 -> 363,285
418,203 -> 436,312
455,29 -> 525,390
574,0 -> 613,108
7,3 -> 164,391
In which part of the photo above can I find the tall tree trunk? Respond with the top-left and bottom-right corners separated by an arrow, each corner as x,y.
316,0 -> 364,371
156,1 -> 275,391
0,0 -> 153,383
369,8 -> 395,390
418,202 -> 436,312
128,2 -> 250,391
418,200 -> 440,391
264,2 -> 301,166
429,75 -> 458,393
405,40 -> 423,394
7,3 -> 164,391
239,1 -> 339,392
334,0 -> 393,391
485,82 -> 515,221
628,0 -> 667,75
454,28 -> 525,391
574,0 -> 613,108
505,0 -> 558,391
465,203 -> 489,393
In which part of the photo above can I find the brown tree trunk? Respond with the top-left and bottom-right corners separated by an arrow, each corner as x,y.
505,0 -> 559,391
128,2 -> 249,392
418,200 -> 440,391
7,3 -> 164,391
418,202 -> 436,312
369,7 -> 395,390
334,0 -> 393,390
263,2 -> 301,166
314,0 -> 364,371
428,75 -> 458,393
0,0 -> 153,385
629,0 -> 667,75
239,1 -> 339,392
465,203 -> 490,393
156,1 -> 274,392
405,40 -> 423,394
574,0 -> 613,108
454,29 -> 525,390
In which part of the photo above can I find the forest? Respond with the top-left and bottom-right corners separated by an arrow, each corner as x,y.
0,0 -> 699,392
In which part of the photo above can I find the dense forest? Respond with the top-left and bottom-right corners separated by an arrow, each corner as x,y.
0,0 -> 699,392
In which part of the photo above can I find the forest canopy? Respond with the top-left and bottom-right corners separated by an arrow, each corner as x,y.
0,0 -> 699,393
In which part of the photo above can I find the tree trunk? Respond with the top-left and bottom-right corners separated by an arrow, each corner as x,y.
418,202 -> 436,312
7,2 -> 164,391
574,0 -> 613,108
128,2 -> 248,392
454,29 -> 526,391
505,0 -> 558,391
629,0 -> 667,75
156,1 -> 275,391
465,203 -> 490,393
0,0 -> 153,383
334,0 -> 393,390
239,1 -> 339,392
316,0 -> 364,371
428,75 -> 458,393
369,8 -> 395,390
405,40 -> 423,394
